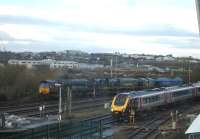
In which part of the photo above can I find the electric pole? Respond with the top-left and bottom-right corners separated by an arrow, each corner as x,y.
110,58 -> 113,78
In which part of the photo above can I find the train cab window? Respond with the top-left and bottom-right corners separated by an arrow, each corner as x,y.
40,82 -> 49,88
114,94 -> 127,106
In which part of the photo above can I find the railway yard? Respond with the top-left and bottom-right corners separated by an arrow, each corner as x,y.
111,100 -> 200,139
0,97 -> 111,118
1,95 -> 200,139
1,0 -> 200,138
0,68 -> 200,139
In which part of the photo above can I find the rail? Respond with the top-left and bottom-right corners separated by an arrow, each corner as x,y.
0,97 -> 111,117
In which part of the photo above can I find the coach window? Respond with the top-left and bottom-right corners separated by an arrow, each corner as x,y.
150,97 -> 153,103
189,89 -> 193,94
144,98 -> 146,103
144,97 -> 148,104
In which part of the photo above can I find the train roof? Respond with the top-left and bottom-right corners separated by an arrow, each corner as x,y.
122,84 -> 196,98
127,88 -> 165,97
40,80 -> 57,83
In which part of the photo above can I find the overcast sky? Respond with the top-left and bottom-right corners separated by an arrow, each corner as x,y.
0,0 -> 200,58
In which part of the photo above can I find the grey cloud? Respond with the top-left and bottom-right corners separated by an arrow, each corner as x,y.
0,31 -> 39,45
146,36 -> 200,49
58,24 -> 197,39
0,31 -> 15,41
90,24 -> 197,37
51,24 -> 198,43
3,37 -> 112,52
0,15 -> 61,26
0,15 -> 197,38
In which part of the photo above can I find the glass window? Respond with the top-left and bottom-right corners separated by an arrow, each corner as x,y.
40,83 -> 49,88
114,94 -> 127,106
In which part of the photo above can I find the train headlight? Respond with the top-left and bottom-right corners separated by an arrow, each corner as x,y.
111,108 -> 113,112
122,109 -> 126,113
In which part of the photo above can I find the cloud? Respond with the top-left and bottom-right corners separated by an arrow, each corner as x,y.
2,31 -> 200,59
0,31 -> 15,42
0,15 -> 61,26
0,13 -> 197,40
87,24 -> 198,37
0,0 -> 199,58
149,36 -> 200,49
0,31 -> 38,46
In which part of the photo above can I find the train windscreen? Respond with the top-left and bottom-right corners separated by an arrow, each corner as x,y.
39,82 -> 49,88
114,94 -> 127,106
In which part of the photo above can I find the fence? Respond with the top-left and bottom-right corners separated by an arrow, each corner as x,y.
5,115 -> 114,139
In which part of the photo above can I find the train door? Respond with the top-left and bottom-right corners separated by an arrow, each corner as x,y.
128,98 -> 138,113
164,92 -> 172,104
197,87 -> 200,96
192,88 -> 197,97
138,97 -> 143,110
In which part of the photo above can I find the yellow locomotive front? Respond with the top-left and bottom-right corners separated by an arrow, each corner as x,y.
39,81 -> 50,94
111,94 -> 129,118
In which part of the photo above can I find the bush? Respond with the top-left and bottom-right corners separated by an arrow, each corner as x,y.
0,65 -> 58,101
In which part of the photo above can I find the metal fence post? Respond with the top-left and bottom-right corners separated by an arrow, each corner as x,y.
31,128 -> 34,139
99,120 -> 103,138
46,125 -> 49,139
58,123 -> 60,139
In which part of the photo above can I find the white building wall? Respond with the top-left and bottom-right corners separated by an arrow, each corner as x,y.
8,59 -> 79,69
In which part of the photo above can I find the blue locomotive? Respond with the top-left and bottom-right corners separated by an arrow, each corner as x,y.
39,77 -> 183,96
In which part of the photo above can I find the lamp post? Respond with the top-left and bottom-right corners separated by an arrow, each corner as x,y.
110,58 -> 113,78
55,83 -> 62,121
188,60 -> 191,84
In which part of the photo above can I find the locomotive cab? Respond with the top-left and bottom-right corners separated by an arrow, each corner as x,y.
39,81 -> 50,94
111,93 -> 130,118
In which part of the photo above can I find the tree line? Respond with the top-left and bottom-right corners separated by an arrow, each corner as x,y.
0,65 -> 58,102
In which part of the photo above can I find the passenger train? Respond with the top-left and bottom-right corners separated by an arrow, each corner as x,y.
111,82 -> 200,118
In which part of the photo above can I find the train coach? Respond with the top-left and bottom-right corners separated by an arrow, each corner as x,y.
111,82 -> 200,119
39,77 -> 183,95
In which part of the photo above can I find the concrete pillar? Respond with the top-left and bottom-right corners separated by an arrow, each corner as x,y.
171,111 -> 178,130
129,107 -> 135,126
1,113 -> 5,128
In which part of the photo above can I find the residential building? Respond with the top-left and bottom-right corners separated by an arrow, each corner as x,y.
79,63 -> 104,69
50,61 -> 79,69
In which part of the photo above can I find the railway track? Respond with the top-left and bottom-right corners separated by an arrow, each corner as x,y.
120,102 -> 199,139
127,116 -> 170,139
0,97 -> 111,117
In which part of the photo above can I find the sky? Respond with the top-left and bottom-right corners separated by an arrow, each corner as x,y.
0,0 -> 200,58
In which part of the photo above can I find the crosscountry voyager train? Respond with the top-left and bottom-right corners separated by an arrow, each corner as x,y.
111,82 -> 200,118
